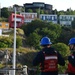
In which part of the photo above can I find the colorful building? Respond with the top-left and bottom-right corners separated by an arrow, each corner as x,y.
40,14 -> 57,24
0,22 -> 9,29
9,13 -> 24,28
20,12 -> 37,23
59,15 -> 75,27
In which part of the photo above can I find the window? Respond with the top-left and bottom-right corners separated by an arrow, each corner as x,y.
49,16 -> 52,20
52,16 -> 54,20
60,16 -> 63,21
45,16 -> 48,20
54,16 -> 57,20
42,16 -> 45,20
33,3 -> 44,7
32,15 -> 34,18
6,24 -> 9,27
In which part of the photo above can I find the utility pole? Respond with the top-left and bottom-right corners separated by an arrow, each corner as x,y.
12,7 -> 17,75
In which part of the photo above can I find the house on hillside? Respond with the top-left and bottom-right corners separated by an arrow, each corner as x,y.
20,12 -> 37,23
59,15 -> 75,27
40,14 -> 58,24
8,13 -> 24,28
23,2 -> 53,14
0,22 -> 9,30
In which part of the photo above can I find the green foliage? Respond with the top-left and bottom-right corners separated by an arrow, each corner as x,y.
52,43 -> 70,73
26,32 -> 41,49
0,17 -> 8,22
21,8 -> 25,12
1,7 -> 11,18
57,27 -> 75,44
40,10 -> 44,14
16,28 -> 24,35
16,36 -> 22,48
23,19 -> 61,39
0,28 -> 23,48
0,42 -> 7,48
0,37 -> 13,48
27,9 -> 33,12
57,8 -> 75,16
57,11 -> 65,16
22,19 -> 62,49
66,8 -> 75,15
53,43 -> 70,57
35,9 -> 40,14
0,64 -> 5,68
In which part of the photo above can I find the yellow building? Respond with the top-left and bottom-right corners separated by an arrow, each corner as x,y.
0,22 -> 9,29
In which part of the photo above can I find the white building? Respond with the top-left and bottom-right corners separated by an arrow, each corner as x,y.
59,15 -> 75,27
40,14 -> 58,24
20,12 -> 37,23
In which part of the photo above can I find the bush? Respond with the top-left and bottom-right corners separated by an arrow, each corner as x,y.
52,43 -> 70,73
16,36 -> 22,48
0,37 -> 12,48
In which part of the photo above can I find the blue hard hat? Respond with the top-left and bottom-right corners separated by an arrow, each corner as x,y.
40,36 -> 52,45
69,38 -> 75,45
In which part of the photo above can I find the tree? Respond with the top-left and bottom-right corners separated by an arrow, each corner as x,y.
66,8 -> 75,15
0,17 -> 8,22
22,19 -> 62,49
21,8 -> 25,12
27,9 -> 33,12
57,10 -> 65,16
26,32 -> 41,49
40,10 -> 44,14
35,9 -> 40,18
1,7 -> 11,18
16,36 -> 22,48
53,43 -> 70,73
13,4 -> 19,7
0,37 -> 12,48
52,9 -> 58,14
53,43 -> 70,57
57,27 -> 75,44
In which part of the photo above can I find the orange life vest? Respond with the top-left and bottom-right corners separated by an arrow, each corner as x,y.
68,55 -> 75,73
40,51 -> 58,72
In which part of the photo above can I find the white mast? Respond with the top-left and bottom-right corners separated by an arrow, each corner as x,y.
12,7 -> 17,75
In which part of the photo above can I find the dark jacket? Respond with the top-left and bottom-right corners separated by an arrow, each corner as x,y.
68,52 -> 75,67
67,52 -> 75,75
33,47 -> 65,75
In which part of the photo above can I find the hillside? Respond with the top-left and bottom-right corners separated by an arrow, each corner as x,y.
0,28 -> 38,68
3,28 -> 27,47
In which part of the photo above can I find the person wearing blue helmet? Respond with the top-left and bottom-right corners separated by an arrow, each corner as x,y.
66,38 -> 75,75
33,36 -> 65,75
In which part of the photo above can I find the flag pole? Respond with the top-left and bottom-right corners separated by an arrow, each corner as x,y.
12,7 -> 16,75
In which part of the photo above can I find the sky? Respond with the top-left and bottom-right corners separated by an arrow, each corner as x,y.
0,0 -> 75,11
